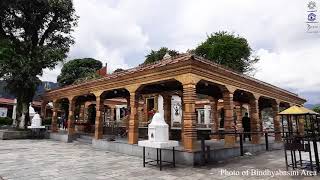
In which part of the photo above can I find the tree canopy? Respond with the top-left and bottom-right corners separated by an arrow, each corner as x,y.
144,47 -> 179,64
194,31 -> 259,74
57,58 -> 103,86
313,105 -> 320,114
0,0 -> 78,128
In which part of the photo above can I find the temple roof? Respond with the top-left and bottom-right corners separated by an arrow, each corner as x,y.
279,105 -> 318,115
44,53 -> 306,104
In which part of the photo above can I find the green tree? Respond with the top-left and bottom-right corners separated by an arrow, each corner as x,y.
313,105 -> 320,113
57,58 -> 103,86
144,47 -> 179,64
114,68 -> 125,73
194,31 -> 259,74
0,0 -> 78,128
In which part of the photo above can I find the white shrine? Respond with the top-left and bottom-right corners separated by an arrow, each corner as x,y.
28,105 -> 45,129
148,113 -> 169,142
138,95 -> 179,148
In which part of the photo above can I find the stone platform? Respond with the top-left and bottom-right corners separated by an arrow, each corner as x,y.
49,131 -> 79,143
49,132 -> 283,165
92,136 -> 283,166
0,129 -> 31,140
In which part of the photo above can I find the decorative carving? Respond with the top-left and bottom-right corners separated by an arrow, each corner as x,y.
175,73 -> 201,85
125,84 -> 141,93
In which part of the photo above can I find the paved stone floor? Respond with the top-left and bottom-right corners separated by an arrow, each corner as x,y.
0,140 -> 318,180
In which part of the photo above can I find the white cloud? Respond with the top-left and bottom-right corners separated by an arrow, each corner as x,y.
255,48 -> 320,92
40,0 -> 320,103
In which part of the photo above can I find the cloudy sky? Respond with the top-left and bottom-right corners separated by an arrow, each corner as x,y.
40,0 -> 320,104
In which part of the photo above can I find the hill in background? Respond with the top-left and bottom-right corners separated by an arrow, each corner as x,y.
0,81 -> 59,100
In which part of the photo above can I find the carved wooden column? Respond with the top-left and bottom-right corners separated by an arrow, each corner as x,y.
79,104 -> 85,122
163,94 -> 172,128
176,73 -> 200,152
223,90 -> 236,146
127,85 -> 140,144
210,98 -> 219,140
249,95 -> 260,144
51,100 -> 59,132
236,103 -> 243,132
272,101 -> 282,142
182,83 -> 197,151
143,96 -> 148,122
67,96 -> 76,135
40,101 -> 47,119
259,109 -> 263,133
94,92 -> 104,139
110,106 -> 115,121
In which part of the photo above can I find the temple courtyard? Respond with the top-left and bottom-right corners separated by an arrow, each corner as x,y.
0,140 -> 317,180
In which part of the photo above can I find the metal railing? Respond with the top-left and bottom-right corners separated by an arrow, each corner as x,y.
199,130 -> 281,165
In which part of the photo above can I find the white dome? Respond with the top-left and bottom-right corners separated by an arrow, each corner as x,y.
149,113 -> 167,126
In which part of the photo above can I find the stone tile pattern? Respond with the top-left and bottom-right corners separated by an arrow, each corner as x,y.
0,140 -> 318,180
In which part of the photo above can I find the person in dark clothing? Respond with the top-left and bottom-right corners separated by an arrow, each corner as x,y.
242,112 -> 251,141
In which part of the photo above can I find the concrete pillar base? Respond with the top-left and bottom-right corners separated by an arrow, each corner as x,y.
224,135 -> 236,147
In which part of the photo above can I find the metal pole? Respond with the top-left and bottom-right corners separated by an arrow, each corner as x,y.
206,146 -> 210,163
265,132 -> 269,151
201,136 -> 205,165
308,140 -> 314,172
143,147 -> 145,167
284,141 -> 288,171
240,133 -> 244,156
156,148 -> 159,165
313,140 -> 320,172
172,147 -> 175,168
159,149 -> 162,171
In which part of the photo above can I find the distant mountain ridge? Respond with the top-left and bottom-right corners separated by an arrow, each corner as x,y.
304,104 -> 319,109
0,80 -> 59,100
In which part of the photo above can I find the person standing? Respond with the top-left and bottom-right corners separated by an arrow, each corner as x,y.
242,113 -> 251,142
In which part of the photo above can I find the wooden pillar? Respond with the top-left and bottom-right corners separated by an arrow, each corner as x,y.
176,74 -> 201,152
259,109 -> 263,133
236,104 -> 243,131
143,96 -> 148,122
51,100 -> 59,132
128,92 -> 139,144
127,85 -> 140,144
67,97 -> 76,135
223,91 -> 236,146
182,83 -> 197,152
110,107 -> 115,121
272,101 -> 282,142
95,95 -> 104,139
298,117 -> 305,136
211,98 -> 219,140
249,96 -> 260,144
79,104 -> 85,122
163,94 -> 172,127
40,101 -> 47,119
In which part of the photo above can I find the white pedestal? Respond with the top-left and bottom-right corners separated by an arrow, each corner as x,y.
138,140 -> 179,149
138,140 -> 179,171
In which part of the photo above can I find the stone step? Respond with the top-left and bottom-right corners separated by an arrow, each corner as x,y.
75,137 -> 92,144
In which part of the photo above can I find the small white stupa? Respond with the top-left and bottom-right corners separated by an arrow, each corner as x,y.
138,95 -> 178,151
28,113 -> 45,129
148,112 -> 169,142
